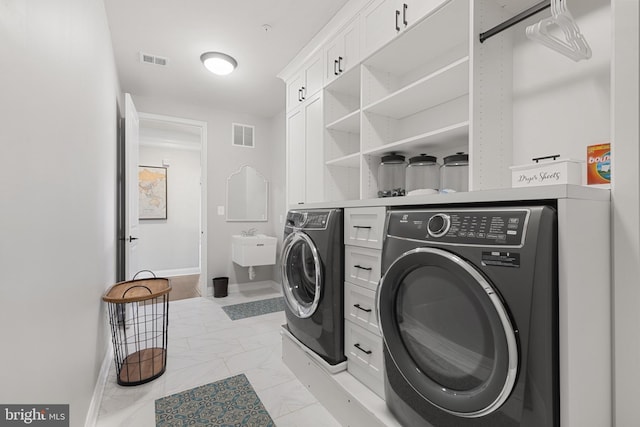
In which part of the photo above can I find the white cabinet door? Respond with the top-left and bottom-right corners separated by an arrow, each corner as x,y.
324,37 -> 342,84
286,73 -> 304,112
402,0 -> 449,30
286,92 -> 324,206
303,53 -> 323,100
325,18 -> 360,85
286,108 -> 305,206
304,93 -> 324,203
286,52 -> 323,112
341,19 -> 360,74
361,0 -> 400,60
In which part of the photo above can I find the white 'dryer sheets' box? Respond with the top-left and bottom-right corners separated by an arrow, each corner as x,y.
510,158 -> 583,188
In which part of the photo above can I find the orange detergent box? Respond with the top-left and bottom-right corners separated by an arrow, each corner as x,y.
587,143 -> 611,185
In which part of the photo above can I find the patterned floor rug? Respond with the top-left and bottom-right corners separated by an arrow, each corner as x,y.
221,296 -> 285,320
155,373 -> 274,426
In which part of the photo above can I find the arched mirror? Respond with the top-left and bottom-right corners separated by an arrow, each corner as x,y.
226,165 -> 268,222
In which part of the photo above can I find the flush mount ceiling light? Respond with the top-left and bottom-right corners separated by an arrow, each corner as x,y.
200,52 -> 237,76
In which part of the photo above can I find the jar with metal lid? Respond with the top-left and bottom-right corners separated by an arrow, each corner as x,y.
440,152 -> 469,192
406,154 -> 440,193
377,153 -> 406,197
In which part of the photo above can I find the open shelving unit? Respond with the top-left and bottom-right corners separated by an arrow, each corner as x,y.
358,0 -> 471,199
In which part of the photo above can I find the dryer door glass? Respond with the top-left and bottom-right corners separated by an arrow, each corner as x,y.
281,231 -> 323,319
379,247 -> 518,418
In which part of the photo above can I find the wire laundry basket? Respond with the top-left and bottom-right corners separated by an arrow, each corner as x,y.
103,271 -> 171,386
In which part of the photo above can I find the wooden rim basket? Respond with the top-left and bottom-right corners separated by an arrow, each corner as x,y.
103,271 -> 172,386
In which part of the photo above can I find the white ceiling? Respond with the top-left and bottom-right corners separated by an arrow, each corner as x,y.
104,0 -> 350,118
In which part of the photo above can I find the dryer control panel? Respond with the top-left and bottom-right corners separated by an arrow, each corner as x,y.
387,209 -> 530,247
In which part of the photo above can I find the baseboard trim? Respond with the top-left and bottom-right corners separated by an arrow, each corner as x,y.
154,267 -> 200,278
84,347 -> 112,427
206,279 -> 281,297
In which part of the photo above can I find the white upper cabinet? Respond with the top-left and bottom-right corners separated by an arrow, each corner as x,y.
286,52 -> 323,112
361,0 -> 397,61
361,0 -> 450,60
286,92 -> 324,206
324,17 -> 361,85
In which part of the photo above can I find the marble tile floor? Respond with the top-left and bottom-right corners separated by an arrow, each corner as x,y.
96,284 -> 341,427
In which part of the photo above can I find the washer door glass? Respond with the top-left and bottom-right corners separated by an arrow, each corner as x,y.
281,231 -> 323,318
378,247 -> 518,418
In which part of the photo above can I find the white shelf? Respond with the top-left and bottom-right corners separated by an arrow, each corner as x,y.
362,121 -> 469,156
326,152 -> 360,168
363,57 -> 469,119
326,109 -> 361,133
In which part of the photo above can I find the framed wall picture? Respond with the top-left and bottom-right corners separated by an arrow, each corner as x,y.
138,165 -> 167,220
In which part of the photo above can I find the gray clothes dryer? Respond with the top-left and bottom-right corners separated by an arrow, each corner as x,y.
281,209 -> 345,365
378,205 -> 558,426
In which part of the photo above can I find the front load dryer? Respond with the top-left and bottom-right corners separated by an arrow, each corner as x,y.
281,209 -> 345,365
378,205 -> 558,426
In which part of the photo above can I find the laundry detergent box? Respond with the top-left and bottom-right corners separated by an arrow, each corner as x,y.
587,143 -> 611,185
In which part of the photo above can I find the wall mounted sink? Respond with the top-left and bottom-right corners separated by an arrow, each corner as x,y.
231,234 -> 277,267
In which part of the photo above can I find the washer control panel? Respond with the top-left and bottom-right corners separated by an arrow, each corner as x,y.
388,209 -> 530,246
286,210 -> 331,230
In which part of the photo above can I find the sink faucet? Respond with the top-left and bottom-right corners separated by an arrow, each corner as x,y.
242,228 -> 258,236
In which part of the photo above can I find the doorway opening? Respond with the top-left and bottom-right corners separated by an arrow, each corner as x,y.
136,113 -> 208,299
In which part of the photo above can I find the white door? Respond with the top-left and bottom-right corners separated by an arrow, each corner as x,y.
286,107 -> 306,206
304,93 -> 324,203
324,35 -> 342,84
124,93 -> 140,280
361,0 -> 398,59
403,0 -> 449,30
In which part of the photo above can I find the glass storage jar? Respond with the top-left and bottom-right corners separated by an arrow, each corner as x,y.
378,153 -> 407,197
441,152 -> 469,192
406,154 -> 440,193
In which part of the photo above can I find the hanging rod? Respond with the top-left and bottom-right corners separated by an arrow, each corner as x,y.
479,0 -> 550,43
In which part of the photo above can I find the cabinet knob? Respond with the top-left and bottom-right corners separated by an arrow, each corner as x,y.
395,9 -> 400,32
338,56 -> 343,73
334,59 -> 339,76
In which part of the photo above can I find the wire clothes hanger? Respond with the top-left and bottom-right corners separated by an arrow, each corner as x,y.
526,0 -> 592,61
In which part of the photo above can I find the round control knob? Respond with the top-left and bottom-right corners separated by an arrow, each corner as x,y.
296,212 -> 309,228
427,213 -> 450,238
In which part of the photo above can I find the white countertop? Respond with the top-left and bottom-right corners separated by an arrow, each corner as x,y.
292,184 -> 610,210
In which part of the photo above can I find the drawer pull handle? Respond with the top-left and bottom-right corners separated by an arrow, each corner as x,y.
353,225 -> 372,229
354,265 -> 372,271
354,343 -> 372,355
354,303 -> 372,313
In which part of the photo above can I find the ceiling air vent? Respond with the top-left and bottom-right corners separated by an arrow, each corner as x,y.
139,52 -> 169,67
232,123 -> 255,148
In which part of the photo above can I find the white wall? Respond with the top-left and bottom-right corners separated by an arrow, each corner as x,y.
138,144 -> 201,275
130,95 -> 287,291
511,0 -> 611,169
0,1 -> 119,425
611,1 -> 640,426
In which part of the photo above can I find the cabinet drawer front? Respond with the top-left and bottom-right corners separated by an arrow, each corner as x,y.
345,246 -> 381,291
345,322 -> 384,384
345,282 -> 380,335
344,207 -> 386,249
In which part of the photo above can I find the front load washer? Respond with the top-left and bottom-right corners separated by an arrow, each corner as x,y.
378,205 -> 558,426
281,209 -> 345,365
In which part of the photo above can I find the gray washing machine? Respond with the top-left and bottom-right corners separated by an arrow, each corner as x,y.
281,209 -> 345,365
378,205 -> 558,426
